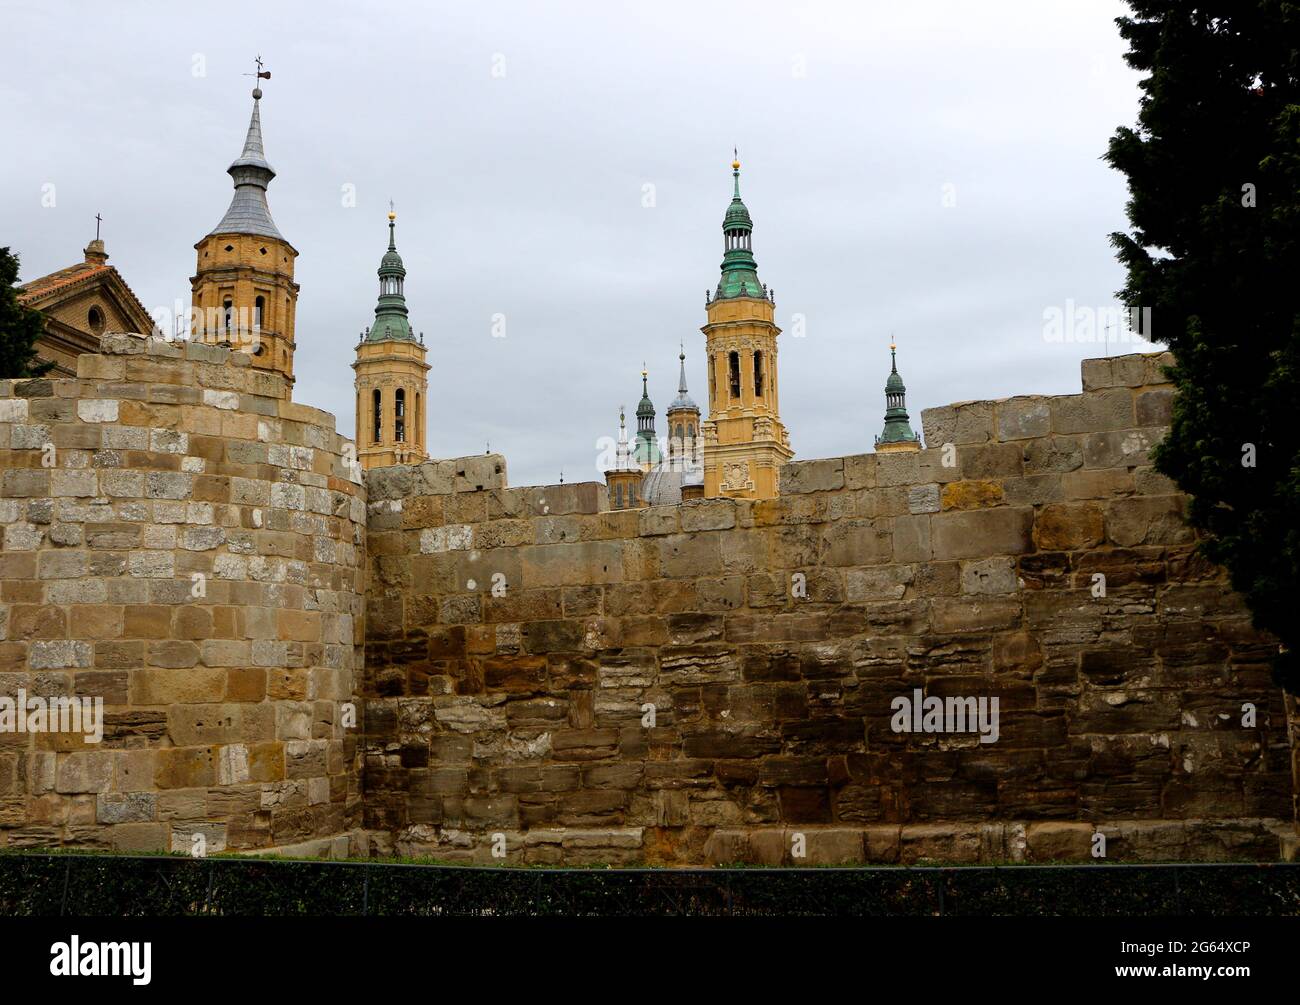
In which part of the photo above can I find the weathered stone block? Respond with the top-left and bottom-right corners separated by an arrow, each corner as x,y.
931,508 -> 1032,560
780,458 -> 844,495
996,396 -> 1051,441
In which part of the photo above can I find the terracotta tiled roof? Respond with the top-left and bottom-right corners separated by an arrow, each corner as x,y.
19,261 -> 153,332
19,263 -> 109,301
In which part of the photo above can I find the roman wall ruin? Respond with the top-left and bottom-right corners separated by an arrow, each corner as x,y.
1,339 -> 1296,864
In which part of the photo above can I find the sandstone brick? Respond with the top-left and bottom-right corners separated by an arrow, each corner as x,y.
940,479 -> 1003,511
907,483 -> 940,514
77,399 -> 119,423
922,400 -> 993,447
931,508 -> 1032,560
996,396 -> 1051,441
1034,502 -> 1104,551
780,458 -> 844,495
96,791 -> 156,824
820,519 -> 892,567
1105,495 -> 1194,547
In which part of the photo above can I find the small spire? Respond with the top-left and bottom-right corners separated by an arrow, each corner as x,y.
732,148 -> 741,198
613,405 -> 636,472
678,346 -> 689,394
388,200 -> 397,250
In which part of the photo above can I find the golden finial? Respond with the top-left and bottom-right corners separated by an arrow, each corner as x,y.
388,199 -> 396,222
732,145 -> 740,171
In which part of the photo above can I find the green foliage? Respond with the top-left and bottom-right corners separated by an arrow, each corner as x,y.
1105,2 -> 1300,692
0,247 -> 52,379
0,853 -> 1296,916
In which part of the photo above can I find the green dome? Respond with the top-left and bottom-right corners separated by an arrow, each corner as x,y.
723,197 -> 752,230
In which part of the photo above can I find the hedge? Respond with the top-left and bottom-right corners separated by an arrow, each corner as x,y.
0,854 -> 1296,916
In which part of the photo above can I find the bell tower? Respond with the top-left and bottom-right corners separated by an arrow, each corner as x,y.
874,339 -> 922,453
352,208 -> 430,469
700,156 -> 792,499
191,66 -> 299,393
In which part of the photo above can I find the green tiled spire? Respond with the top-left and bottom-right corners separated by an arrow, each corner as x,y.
875,341 -> 922,447
365,209 -> 415,342
714,155 -> 766,301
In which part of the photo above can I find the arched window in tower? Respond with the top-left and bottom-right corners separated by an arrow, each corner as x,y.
615,483 -> 624,509
709,356 -> 716,402
753,351 -> 764,398
222,298 -> 233,337
688,423 -> 695,439
254,296 -> 264,331
372,389 -> 381,443
395,388 -> 406,443
629,483 -> 637,506
728,351 -> 741,399
415,392 -> 422,446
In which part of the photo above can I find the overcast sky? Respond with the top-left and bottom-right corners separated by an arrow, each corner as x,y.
2,0 -> 1154,487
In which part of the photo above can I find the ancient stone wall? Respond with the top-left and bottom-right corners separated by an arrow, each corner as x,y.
361,352 -> 1297,865
0,335 -> 366,856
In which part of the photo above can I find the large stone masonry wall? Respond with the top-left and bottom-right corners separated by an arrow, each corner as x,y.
362,352 -> 1297,865
0,335 -> 366,856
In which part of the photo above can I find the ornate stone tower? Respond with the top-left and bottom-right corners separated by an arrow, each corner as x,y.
700,157 -> 792,499
633,367 -> 661,472
352,209 -> 430,469
874,340 -> 922,453
191,77 -> 299,392
605,407 -> 645,510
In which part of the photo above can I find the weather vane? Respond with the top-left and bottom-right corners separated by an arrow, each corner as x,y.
244,55 -> 271,91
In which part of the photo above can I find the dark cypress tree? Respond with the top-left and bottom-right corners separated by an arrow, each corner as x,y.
0,247 -> 53,378
1105,2 -> 1300,692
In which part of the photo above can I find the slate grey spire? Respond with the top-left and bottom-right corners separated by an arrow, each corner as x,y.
208,83 -> 286,241
668,347 -> 697,412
